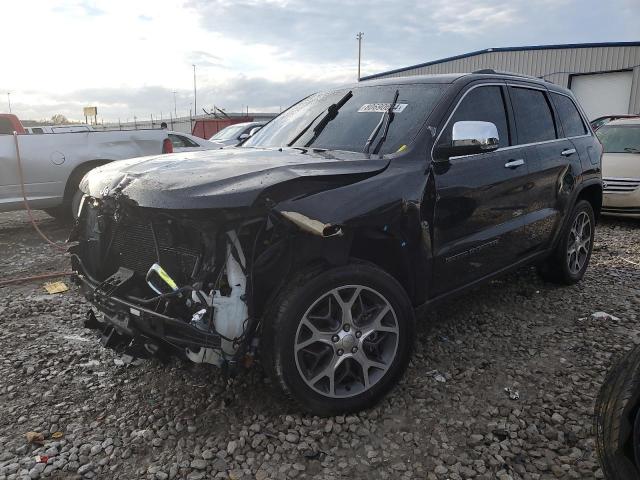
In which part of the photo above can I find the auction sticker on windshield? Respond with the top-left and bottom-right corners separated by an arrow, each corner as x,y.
358,103 -> 408,113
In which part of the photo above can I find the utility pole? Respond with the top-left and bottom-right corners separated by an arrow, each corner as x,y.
356,32 -> 364,81
7,92 -> 11,113
173,91 -> 177,118
192,65 -> 197,119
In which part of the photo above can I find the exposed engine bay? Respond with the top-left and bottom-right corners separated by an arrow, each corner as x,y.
68,190 -> 354,372
66,137 -> 424,382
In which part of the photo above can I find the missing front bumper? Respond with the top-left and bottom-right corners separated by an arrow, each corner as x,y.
71,255 -> 222,352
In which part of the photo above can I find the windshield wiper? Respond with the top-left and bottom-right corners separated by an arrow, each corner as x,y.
363,89 -> 399,156
624,147 -> 640,154
287,91 -> 353,147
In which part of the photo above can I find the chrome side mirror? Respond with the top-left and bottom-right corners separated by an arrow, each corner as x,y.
238,133 -> 250,140
437,121 -> 499,158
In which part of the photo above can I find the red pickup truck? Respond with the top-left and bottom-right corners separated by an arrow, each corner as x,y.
0,114 -> 26,135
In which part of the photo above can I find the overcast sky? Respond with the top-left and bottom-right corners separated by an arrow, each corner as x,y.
2,0 -> 638,122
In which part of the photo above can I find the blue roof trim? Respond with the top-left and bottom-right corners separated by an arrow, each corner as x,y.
360,41 -> 640,81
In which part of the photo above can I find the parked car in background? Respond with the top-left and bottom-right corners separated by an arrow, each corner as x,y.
0,113 -> 26,135
71,71 -> 601,415
24,124 -> 94,134
0,115 -> 174,219
208,121 -> 266,147
168,131 -> 219,152
591,114 -> 640,131
596,118 -> 640,218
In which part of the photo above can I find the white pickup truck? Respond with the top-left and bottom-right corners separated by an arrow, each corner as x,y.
0,114 -> 173,219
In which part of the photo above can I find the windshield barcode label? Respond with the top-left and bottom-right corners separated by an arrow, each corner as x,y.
358,103 -> 408,113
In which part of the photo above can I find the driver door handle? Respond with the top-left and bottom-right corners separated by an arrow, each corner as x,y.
561,148 -> 577,157
504,159 -> 525,169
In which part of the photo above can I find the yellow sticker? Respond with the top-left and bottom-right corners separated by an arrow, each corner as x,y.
44,282 -> 69,294
396,144 -> 407,153
155,265 -> 179,291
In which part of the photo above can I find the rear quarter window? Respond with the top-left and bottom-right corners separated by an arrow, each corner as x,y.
551,93 -> 587,137
510,87 -> 557,144
0,118 -> 14,135
170,134 -> 199,148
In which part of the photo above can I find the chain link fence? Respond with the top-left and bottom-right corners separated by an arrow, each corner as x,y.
91,113 -> 277,136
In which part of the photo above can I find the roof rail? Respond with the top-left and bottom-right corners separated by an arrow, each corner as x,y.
472,69 -> 548,82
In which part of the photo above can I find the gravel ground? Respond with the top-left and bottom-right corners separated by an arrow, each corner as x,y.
0,210 -> 639,480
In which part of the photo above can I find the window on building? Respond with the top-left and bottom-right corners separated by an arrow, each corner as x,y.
510,87 -> 557,144
551,93 -> 587,137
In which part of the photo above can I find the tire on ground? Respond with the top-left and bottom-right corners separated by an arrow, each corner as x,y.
47,167 -> 93,221
538,199 -> 595,285
595,344 -> 640,480
261,261 -> 415,416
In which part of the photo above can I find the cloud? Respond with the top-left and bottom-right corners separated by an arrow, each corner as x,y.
7,74 -> 339,121
188,51 -> 225,68
76,0 -> 106,16
186,0 -> 639,75
431,3 -> 519,34
185,0 -> 527,66
5,0 -> 640,122
52,1 -> 105,16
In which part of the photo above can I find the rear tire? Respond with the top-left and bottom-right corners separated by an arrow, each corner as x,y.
595,345 -> 640,480
262,262 -> 415,416
48,167 -> 95,222
538,199 -> 595,284
69,188 -> 84,220
44,207 -> 68,221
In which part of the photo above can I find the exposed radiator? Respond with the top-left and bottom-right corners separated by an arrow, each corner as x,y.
108,221 -> 201,285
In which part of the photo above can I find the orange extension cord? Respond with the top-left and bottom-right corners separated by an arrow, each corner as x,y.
0,133 -> 73,287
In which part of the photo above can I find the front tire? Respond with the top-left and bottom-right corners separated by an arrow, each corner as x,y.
538,199 -> 595,284
262,262 -> 415,416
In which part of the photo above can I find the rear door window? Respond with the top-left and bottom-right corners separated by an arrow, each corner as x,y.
551,93 -> 587,137
510,87 -> 557,144
443,85 -> 510,148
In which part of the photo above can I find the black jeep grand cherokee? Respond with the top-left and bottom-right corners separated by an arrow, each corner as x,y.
70,71 -> 602,415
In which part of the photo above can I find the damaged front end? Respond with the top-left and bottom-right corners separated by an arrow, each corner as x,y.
69,190 -> 350,371
70,196 -> 254,368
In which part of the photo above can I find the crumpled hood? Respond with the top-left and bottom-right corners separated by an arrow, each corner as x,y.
80,147 -> 389,209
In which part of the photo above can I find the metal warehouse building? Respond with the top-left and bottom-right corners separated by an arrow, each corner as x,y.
362,41 -> 640,121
